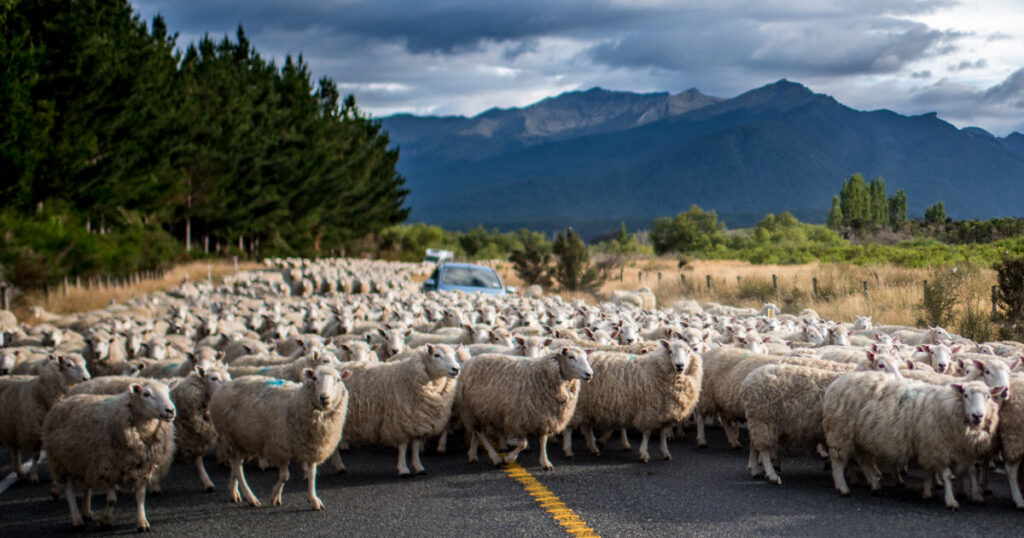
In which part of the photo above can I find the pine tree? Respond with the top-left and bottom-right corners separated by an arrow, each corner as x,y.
925,201 -> 947,225
827,195 -> 843,229
888,188 -> 908,229
839,173 -> 870,227
869,177 -> 889,226
550,228 -> 603,291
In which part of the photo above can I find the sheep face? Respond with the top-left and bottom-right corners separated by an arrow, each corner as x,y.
661,340 -> 693,374
423,344 -> 460,378
123,360 -> 146,377
853,316 -> 872,330
302,366 -> 348,411
0,350 -> 13,375
917,344 -> 956,373
972,359 -> 1011,400
88,337 -> 112,360
488,328 -> 514,347
616,324 -> 639,345
952,382 -> 998,428
864,352 -> 903,379
57,354 -> 91,383
198,365 -> 232,397
131,381 -> 177,422
516,337 -> 551,359
556,347 -> 592,382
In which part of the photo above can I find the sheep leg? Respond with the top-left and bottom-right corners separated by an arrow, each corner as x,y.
330,448 -> 346,473
747,447 -> 763,477
583,426 -> 600,456
504,439 -> 528,465
467,429 -> 481,463
397,442 -> 412,476
135,485 -> 150,532
538,434 -> 554,471
941,468 -> 959,510
231,458 -> 261,507
80,487 -> 94,521
11,449 -> 24,479
597,429 -> 613,447
50,478 -> 63,500
561,430 -> 574,459
411,439 -> 426,474
760,450 -> 782,485
271,466 -> 290,506
980,457 -> 992,495
307,462 -> 324,510
659,426 -> 672,461
696,412 -> 707,448
829,451 -> 851,496
967,467 -> 983,503
892,464 -> 904,486
100,490 -> 116,528
638,431 -> 651,463
148,472 -> 162,495
857,459 -> 881,492
922,472 -> 934,499
477,433 -> 502,467
720,416 -> 741,449
196,456 -> 216,492
816,443 -> 829,459
65,480 -> 84,528
436,431 -> 449,455
620,428 -> 632,451
27,450 -> 41,482
1007,459 -> 1024,509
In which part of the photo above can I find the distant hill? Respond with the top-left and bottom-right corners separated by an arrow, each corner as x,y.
381,80 -> 1024,237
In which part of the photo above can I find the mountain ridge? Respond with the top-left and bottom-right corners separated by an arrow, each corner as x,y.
381,80 -> 1024,236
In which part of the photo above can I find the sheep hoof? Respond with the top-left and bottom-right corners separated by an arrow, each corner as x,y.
414,470 -> 427,476
947,504 -> 959,512
137,524 -> 151,532
730,445 -> 742,451
541,464 -> 554,471
771,478 -> 782,485
562,452 -> 573,459
639,455 -> 650,463
697,443 -> 707,449
204,486 -> 216,493
984,489 -> 994,496
871,488 -> 883,497
310,498 -> 325,511
662,454 -> 672,461
398,472 -> 411,478
82,514 -> 94,522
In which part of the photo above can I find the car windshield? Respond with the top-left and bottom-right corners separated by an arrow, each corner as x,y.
441,266 -> 502,289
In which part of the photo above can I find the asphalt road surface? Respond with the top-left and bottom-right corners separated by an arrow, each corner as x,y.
2,426 -> 1022,537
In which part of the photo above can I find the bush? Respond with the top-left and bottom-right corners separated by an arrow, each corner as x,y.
919,265 -> 970,328
550,228 -> 604,292
736,279 -> 775,302
508,231 -> 553,288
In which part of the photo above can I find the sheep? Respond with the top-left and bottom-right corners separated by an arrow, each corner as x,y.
209,365 -> 349,509
336,344 -> 460,476
1,349 -> 15,375
997,376 -> 1024,508
42,380 -> 176,530
0,354 -> 91,482
457,347 -> 593,471
561,340 -> 702,462
228,348 -> 336,381
822,373 -> 1001,509
740,353 -> 904,484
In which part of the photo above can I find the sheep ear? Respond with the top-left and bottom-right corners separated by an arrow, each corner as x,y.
216,351 -> 225,362
560,348 -> 569,356
866,351 -> 876,361
951,383 -> 965,394
543,338 -> 554,347
303,368 -> 317,381
186,352 -> 196,365
992,386 -> 1006,399
951,345 -> 962,353
365,334 -> 374,343
916,345 -> 927,352
130,383 -> 143,395
340,343 -> 351,352
341,370 -> 352,380
660,339 -> 670,350
426,344 -> 436,355
194,366 -> 207,378
137,362 -> 147,371
1013,358 -> 1023,370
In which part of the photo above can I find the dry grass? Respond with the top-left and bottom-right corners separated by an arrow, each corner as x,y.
13,260 -> 261,322
495,257 -> 997,328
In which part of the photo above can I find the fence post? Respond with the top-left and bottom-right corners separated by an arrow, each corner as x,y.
44,283 -> 50,306
0,285 -> 8,311
993,285 -> 999,316
923,280 -> 928,299
638,271 -> 643,283
772,274 -> 778,296
812,277 -> 819,298
619,268 -> 624,282
657,272 -> 662,282
863,281 -> 869,299
680,274 -> 686,287
736,276 -> 742,286
706,274 -> 712,291
63,276 -> 69,297
234,256 -> 239,274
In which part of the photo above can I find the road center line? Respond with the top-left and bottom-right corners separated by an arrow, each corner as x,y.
501,460 -> 600,537
0,453 -> 46,496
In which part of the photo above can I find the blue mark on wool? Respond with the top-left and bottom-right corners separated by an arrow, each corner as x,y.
258,367 -> 272,374
899,387 -> 917,405
265,379 -> 286,386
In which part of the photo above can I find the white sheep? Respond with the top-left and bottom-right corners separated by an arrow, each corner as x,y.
209,365 -> 350,509
823,373 -> 1001,509
42,380 -> 176,530
740,353 -> 903,484
561,340 -> 702,462
336,344 -> 460,476
457,347 -> 593,471
0,354 -> 90,482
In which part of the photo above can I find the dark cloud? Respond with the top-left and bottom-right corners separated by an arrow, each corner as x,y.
912,70 -> 932,78
910,67 -> 1024,131
948,58 -> 987,71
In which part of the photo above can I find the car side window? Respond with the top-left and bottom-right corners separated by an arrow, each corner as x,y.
430,268 -> 439,281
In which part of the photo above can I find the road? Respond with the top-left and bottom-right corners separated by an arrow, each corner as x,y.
2,426 -> 1022,537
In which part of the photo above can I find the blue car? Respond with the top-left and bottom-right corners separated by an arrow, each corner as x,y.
422,263 -> 514,296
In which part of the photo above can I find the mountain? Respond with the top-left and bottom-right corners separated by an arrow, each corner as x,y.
381,80 -> 1024,237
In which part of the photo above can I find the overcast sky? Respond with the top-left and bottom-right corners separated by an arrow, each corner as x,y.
132,0 -> 1024,135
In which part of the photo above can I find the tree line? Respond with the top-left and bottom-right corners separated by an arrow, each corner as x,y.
0,1 -> 407,287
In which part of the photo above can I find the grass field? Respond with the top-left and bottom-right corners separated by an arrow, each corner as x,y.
496,257 -> 996,330
13,260 -> 262,322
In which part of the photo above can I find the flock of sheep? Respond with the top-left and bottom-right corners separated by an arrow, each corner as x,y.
3,257 -> 1024,531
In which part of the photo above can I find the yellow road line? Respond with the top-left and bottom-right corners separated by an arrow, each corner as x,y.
501,460 -> 600,537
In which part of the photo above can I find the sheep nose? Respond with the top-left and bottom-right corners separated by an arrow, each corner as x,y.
971,413 -> 983,425
319,394 -> 331,405
1002,388 -> 1010,400
675,365 -> 685,373
582,372 -> 592,381
449,366 -> 460,376
164,408 -> 176,419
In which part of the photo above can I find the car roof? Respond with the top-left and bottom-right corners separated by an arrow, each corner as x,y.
440,262 -> 495,270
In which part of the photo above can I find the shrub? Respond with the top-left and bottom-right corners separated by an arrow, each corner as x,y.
508,232 -> 553,288
736,279 -> 775,302
550,228 -> 604,292
919,265 -> 970,328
